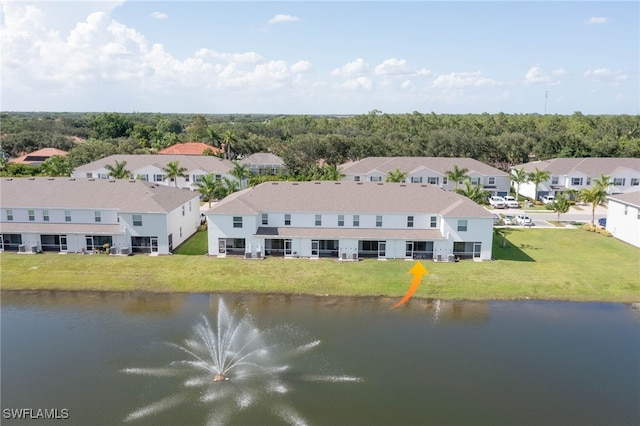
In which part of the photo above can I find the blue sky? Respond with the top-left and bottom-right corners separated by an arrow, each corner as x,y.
1,1 -> 638,115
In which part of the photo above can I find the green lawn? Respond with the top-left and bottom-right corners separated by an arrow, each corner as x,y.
173,230 -> 208,255
1,229 -> 638,302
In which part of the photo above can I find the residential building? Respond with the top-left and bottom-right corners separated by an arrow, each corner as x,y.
238,153 -> 286,175
511,158 -> 640,200
158,142 -> 223,156
339,157 -> 510,196
9,148 -> 68,166
72,154 -> 237,190
206,181 -> 494,261
605,191 -> 640,248
0,177 -> 201,254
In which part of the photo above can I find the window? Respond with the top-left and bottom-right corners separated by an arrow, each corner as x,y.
550,176 -> 559,185
624,206 -> 628,216
407,216 -> 414,228
443,177 -> 448,185
94,211 -> 101,223
28,210 -> 35,221
631,178 -> 639,186
137,174 -> 148,181
586,177 -> 591,185
6,210 -> 13,221
353,215 -> 360,227
179,227 -> 182,238
154,174 -> 165,182
185,175 -> 190,182
133,214 -> 142,226
43,210 -> 49,222
189,202 -> 192,212
457,219 -> 468,232
430,216 -> 437,228
262,213 -> 268,225
98,173 -> 108,179
354,176 -> 361,182
488,177 -> 496,185
427,177 -> 439,185
571,177 -> 583,186
284,214 -> 291,226
182,205 -> 185,216
338,215 -> 344,227
370,176 -> 382,182
613,178 -> 625,186
470,177 -> 481,186
411,176 -> 423,184
233,216 -> 243,228
65,210 -> 71,222
376,215 -> 383,227
315,215 -> 322,226
86,173 -> 93,178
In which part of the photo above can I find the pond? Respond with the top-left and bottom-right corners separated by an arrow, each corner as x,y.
1,292 -> 639,426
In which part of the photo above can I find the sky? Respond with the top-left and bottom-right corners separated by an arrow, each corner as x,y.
1,1 -> 638,115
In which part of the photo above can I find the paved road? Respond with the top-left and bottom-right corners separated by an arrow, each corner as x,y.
489,204 -> 607,228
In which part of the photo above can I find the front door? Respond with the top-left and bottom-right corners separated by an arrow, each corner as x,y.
473,242 -> 482,259
378,241 -> 386,258
151,237 -> 159,253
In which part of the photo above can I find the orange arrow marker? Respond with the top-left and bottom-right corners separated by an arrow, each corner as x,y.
391,262 -> 429,309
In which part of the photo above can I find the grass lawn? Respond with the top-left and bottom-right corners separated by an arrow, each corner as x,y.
1,229 -> 638,302
173,230 -> 208,255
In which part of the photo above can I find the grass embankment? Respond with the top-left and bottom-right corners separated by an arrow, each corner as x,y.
2,229 -> 638,302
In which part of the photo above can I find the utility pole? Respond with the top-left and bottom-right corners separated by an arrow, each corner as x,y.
544,91 -> 548,114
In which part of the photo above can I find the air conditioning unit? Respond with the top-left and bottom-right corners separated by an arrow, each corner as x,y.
120,247 -> 130,255
31,246 -> 38,253
352,252 -> 358,260
341,253 -> 347,260
436,253 -> 443,262
18,244 -> 26,253
447,254 -> 455,263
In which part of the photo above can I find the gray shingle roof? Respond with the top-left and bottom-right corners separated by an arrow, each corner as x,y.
73,154 -> 234,174
608,191 -> 640,208
1,177 -> 199,213
208,181 -> 492,218
238,153 -> 284,166
512,158 -> 640,175
339,157 -> 509,176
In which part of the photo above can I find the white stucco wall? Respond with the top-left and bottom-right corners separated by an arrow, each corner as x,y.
606,199 -> 640,248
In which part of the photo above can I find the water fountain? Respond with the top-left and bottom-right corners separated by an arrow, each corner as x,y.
122,298 -> 361,424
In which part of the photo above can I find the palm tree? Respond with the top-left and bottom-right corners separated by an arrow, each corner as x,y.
510,168 -> 529,199
222,130 -> 237,160
385,168 -> 408,183
162,160 -> 187,187
194,173 -> 217,208
321,164 -> 344,181
213,177 -> 240,200
445,165 -> 469,190
40,155 -> 71,177
230,162 -> 251,189
547,194 -> 570,222
455,180 -> 490,204
527,168 -> 551,202
104,160 -> 130,179
579,186 -> 608,226
593,173 -> 611,194
205,126 -> 222,149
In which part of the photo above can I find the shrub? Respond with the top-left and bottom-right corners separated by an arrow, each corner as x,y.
582,223 -> 612,237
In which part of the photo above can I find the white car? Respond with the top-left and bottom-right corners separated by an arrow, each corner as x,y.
540,195 -> 556,205
502,215 -> 516,225
489,196 -> 506,209
503,196 -> 519,208
515,215 -> 533,226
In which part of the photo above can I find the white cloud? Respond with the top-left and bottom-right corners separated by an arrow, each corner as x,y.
584,68 -> 628,85
268,14 -> 299,25
585,17 -> 611,25
524,66 -> 565,85
374,58 -> 411,76
150,11 -> 168,20
331,58 -> 368,77
290,60 -> 312,74
432,71 -> 500,89
341,76 -> 373,91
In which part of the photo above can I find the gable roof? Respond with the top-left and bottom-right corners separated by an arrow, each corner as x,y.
512,158 -> 640,175
73,154 -> 234,174
339,157 -> 508,176
158,142 -> 222,155
238,153 -> 285,167
208,181 -> 493,218
608,191 -> 640,208
9,148 -> 68,164
0,177 -> 199,213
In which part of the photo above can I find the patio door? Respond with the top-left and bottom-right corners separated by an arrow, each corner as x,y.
59,235 -> 68,252
473,242 -> 482,259
378,241 -> 386,258
218,238 -> 226,254
151,237 -> 159,253
311,240 -> 319,257
405,241 -> 413,258
284,239 -> 292,256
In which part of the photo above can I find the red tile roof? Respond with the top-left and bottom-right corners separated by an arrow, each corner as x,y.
158,142 -> 222,155
9,148 -> 68,164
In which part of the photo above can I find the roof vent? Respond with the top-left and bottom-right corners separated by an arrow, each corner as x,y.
69,178 -> 75,181
421,184 -> 427,187
48,177 -> 54,181
334,182 -> 341,184
377,182 -> 383,185
357,182 -> 363,185
292,182 -> 299,185
271,182 -> 278,185
28,177 -> 35,180
400,184 -> 406,187
129,180 -> 135,183
88,178 -> 95,181
314,182 -> 321,184
109,179 -> 116,183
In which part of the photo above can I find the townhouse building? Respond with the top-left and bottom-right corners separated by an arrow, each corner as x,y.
605,191 -> 640,248
0,177 -> 201,254
339,157 -> 510,196
238,153 -> 286,175
206,181 -> 494,261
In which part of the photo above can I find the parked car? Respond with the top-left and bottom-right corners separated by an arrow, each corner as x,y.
503,196 -> 519,208
515,215 -> 533,226
597,218 -> 606,228
489,196 -> 506,209
502,215 -> 515,225
540,195 -> 556,205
